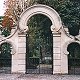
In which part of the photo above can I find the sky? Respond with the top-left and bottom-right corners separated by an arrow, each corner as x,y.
0,0 -> 5,16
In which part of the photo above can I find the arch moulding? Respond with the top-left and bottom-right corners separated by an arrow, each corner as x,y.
19,4 -> 62,32
63,40 -> 80,55
0,40 -> 16,55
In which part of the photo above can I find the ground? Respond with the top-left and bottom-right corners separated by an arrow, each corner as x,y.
0,74 -> 80,80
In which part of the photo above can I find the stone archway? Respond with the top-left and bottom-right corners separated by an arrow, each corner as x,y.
63,40 -> 80,74
18,4 -> 63,74
0,4 -> 78,74
0,4 -> 72,74
19,4 -> 62,32
67,42 -> 80,74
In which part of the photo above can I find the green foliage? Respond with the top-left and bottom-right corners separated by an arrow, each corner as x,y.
27,0 -> 80,66
0,43 -> 11,66
36,0 -> 80,28
0,27 -> 11,37
27,14 -> 53,64
31,0 -> 80,36
27,14 -> 53,67
0,43 -> 11,59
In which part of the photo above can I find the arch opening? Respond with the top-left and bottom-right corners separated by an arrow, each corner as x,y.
26,14 -> 53,74
67,42 -> 80,74
0,42 -> 12,73
19,4 -> 63,74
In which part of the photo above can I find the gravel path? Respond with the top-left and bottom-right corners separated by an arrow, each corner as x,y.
0,74 -> 80,80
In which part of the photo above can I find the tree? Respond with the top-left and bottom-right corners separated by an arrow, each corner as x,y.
36,0 -> 80,36
2,16 -> 13,29
4,0 -> 80,35
4,0 -> 35,22
0,16 -> 14,37
4,0 -> 17,21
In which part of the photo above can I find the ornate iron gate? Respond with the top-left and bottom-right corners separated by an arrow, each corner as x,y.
26,44 -> 53,74
68,42 -> 80,74
0,43 -> 11,73
26,33 -> 53,74
26,14 -> 53,74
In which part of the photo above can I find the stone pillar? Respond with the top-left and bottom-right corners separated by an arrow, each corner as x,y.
52,31 -> 61,74
17,33 -> 26,73
60,31 -> 69,74
11,28 -> 26,73
11,29 -> 19,73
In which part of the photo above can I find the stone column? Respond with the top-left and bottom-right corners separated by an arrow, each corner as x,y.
60,30 -> 69,74
11,29 -> 19,73
17,33 -> 26,73
11,28 -> 26,73
52,31 -> 61,74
